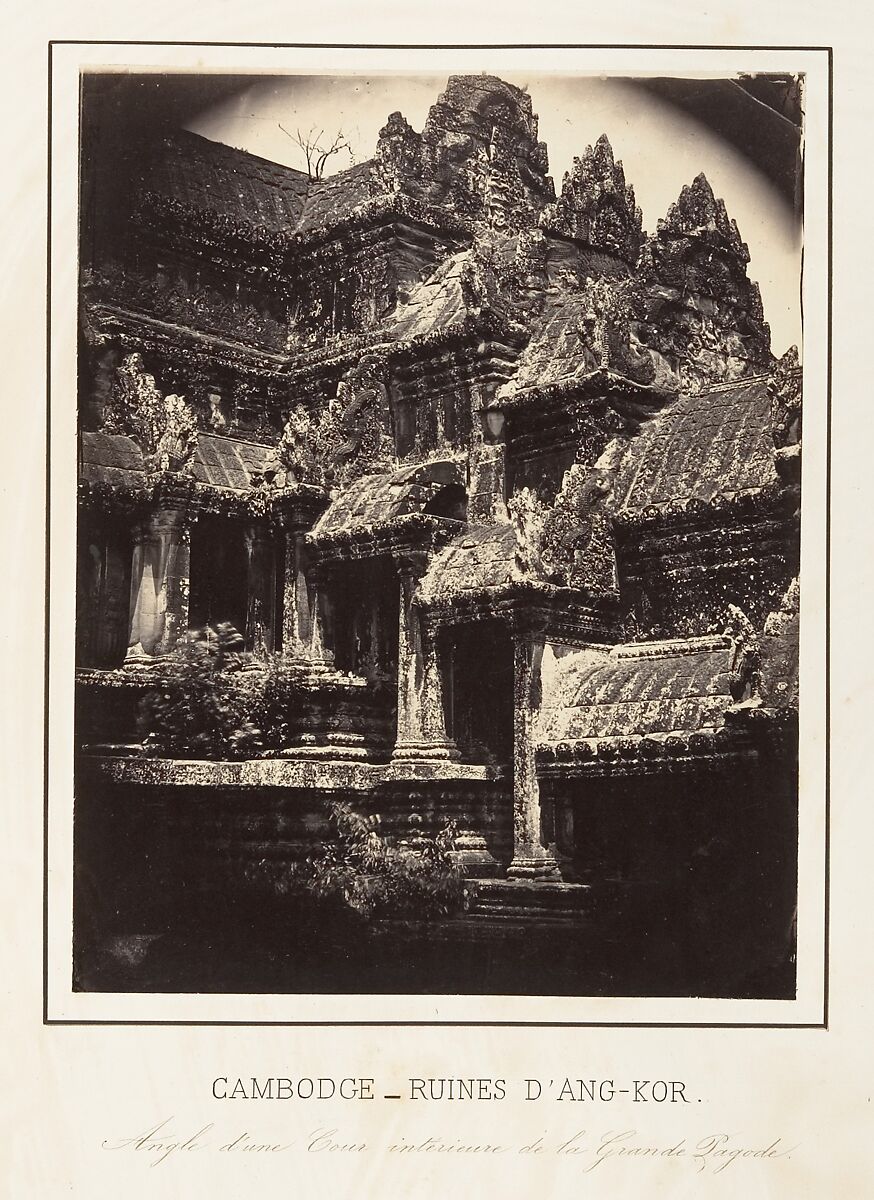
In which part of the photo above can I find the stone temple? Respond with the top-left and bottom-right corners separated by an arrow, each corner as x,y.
75,75 -> 801,994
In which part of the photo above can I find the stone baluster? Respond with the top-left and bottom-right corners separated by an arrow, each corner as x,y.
421,623 -> 458,757
125,506 -> 191,661
507,625 -> 560,879
391,558 -> 426,757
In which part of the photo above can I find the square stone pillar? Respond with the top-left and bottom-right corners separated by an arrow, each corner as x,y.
282,529 -> 310,655
390,556 -> 459,764
507,628 -> 560,880
245,524 -> 277,657
125,505 -> 190,661
468,395 -> 509,523
280,522 -> 333,671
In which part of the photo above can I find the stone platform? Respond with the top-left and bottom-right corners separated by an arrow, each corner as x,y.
469,878 -> 592,925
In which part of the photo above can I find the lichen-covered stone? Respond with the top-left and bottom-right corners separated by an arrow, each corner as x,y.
540,134 -> 643,265
77,74 -> 801,919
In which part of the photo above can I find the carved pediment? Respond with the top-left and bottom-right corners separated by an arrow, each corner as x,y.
540,134 -> 643,265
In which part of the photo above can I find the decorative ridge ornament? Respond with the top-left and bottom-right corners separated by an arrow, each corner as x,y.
576,277 -> 655,384
768,344 -> 802,451
768,345 -> 802,507
103,352 -> 198,474
507,455 -> 621,597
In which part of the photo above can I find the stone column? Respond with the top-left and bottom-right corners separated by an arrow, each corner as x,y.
391,562 -> 426,757
390,558 -> 459,763
507,628 -> 560,880
468,397 -> 509,524
309,567 -> 336,668
280,528 -> 333,669
366,593 -> 383,678
245,525 -> 276,657
281,529 -> 309,654
421,621 -> 459,759
125,506 -> 190,661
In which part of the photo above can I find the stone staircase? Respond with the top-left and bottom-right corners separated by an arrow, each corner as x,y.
467,878 -> 592,926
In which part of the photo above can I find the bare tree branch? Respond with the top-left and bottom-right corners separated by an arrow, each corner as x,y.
277,123 -> 354,180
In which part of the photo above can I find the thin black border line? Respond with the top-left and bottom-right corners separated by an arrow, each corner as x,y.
40,1020 -> 830,1029
44,40 -> 833,1029
823,45 -> 833,1031
49,40 -> 833,50
44,39 -> 53,1028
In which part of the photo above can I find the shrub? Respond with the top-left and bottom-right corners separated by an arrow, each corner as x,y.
137,623 -> 264,760
308,802 -> 469,920
244,801 -> 470,923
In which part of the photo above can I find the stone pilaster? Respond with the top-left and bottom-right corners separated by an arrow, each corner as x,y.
467,441 -> 509,523
468,397 -> 509,524
391,556 -> 459,763
282,529 -> 309,654
245,525 -> 276,657
280,519 -> 333,670
309,568 -> 336,669
125,506 -> 190,661
507,628 -> 560,879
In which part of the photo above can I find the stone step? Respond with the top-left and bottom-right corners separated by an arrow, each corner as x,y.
468,878 -> 591,923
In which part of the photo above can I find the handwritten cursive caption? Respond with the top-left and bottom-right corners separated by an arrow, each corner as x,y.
102,1119 -> 796,1174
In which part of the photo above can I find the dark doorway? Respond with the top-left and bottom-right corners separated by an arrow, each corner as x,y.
447,620 -> 514,764
322,559 -> 399,680
188,516 -> 248,636
76,517 -> 132,668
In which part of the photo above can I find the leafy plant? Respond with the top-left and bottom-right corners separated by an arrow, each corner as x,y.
307,802 -> 469,920
137,623 -> 264,760
244,801 -> 471,923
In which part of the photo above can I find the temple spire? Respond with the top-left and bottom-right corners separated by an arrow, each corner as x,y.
635,172 -> 772,389
540,133 -> 643,266
657,172 -> 749,262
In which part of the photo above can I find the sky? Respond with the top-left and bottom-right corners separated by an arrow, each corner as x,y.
186,74 -> 802,355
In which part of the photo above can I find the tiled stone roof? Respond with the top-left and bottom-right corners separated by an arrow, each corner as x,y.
313,459 -> 464,537
500,289 -> 594,394
612,376 -> 778,513
79,430 -> 271,493
538,636 -> 736,743
140,131 -> 310,232
295,161 -> 375,233
79,431 -> 145,489
191,434 -> 272,491
384,250 -> 474,340
418,522 -> 521,602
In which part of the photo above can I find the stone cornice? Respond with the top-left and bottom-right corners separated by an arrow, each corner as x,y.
135,188 -> 473,266
494,366 -> 674,413
421,580 -> 617,644
306,513 -> 464,565
85,302 -> 289,379
537,727 -> 758,778
78,475 -> 327,525
613,480 -> 788,533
